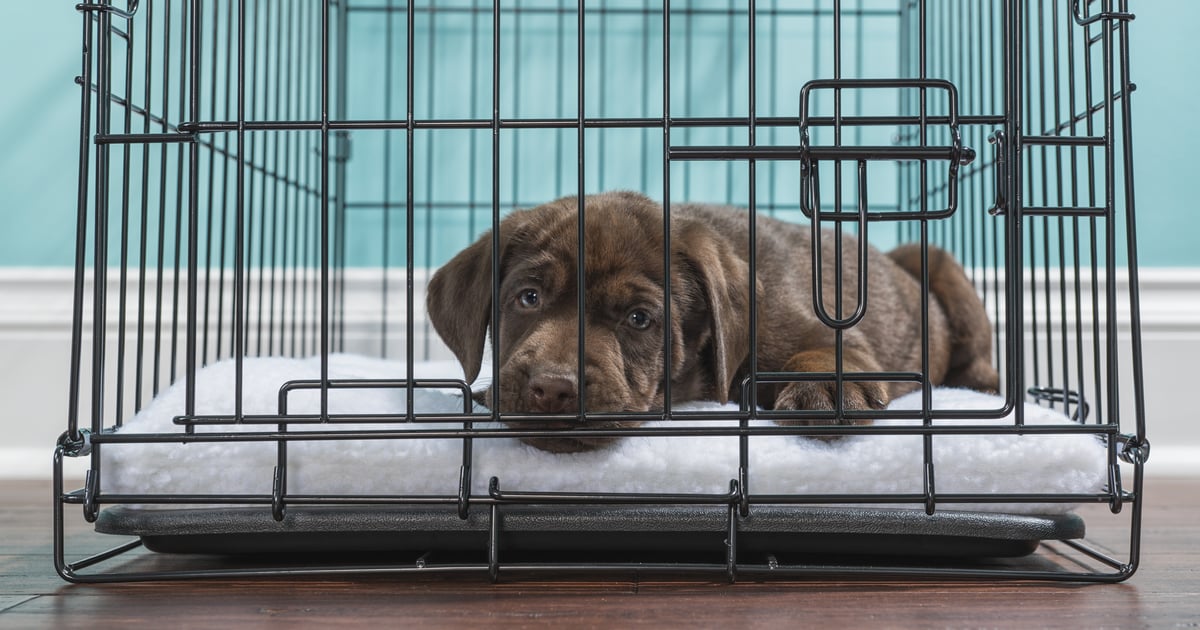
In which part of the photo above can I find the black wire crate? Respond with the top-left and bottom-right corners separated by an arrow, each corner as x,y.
55,0 -> 1148,583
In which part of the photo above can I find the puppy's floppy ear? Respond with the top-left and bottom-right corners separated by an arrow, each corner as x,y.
428,208 -> 537,384
427,232 -> 495,384
427,205 -> 560,382
676,220 -> 753,403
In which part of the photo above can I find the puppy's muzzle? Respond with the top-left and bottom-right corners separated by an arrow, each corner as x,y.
527,372 -> 579,415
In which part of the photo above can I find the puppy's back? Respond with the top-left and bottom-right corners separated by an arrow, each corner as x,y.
670,203 -> 953,393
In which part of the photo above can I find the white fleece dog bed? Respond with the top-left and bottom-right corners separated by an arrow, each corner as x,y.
101,354 -> 1106,515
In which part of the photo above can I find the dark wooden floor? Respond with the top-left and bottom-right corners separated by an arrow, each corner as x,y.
3,477 -> 1198,628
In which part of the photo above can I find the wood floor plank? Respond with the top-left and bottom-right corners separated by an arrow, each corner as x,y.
0,583 -> 1193,629
0,596 -> 38,615
2,477 -> 1198,627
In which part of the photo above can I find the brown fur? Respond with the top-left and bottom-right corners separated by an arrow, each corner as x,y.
427,192 -> 999,452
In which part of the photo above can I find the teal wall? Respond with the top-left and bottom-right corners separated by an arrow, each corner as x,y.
1,3 -> 81,266
1,1 -> 1191,268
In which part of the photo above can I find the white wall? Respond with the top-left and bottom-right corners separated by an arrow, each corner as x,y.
2,267 -> 1196,478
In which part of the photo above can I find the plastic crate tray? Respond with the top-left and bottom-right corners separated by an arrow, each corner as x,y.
95,505 -> 1085,559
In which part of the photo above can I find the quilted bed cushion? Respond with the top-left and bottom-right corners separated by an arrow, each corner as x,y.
101,354 -> 1107,514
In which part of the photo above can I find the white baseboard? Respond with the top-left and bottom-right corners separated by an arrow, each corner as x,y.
1,448 -> 89,480
4,266 -> 1199,479
1137,447 -> 1200,478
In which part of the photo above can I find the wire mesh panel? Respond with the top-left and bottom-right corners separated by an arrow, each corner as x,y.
55,0 -> 1147,583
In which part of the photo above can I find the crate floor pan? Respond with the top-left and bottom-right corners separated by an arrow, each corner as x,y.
95,505 -> 1085,563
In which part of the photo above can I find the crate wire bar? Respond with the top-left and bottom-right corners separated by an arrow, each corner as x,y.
56,0 -> 1147,582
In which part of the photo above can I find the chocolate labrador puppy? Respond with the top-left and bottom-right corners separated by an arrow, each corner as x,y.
427,191 -> 998,452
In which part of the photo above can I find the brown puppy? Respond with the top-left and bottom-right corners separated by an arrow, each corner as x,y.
427,192 -> 998,452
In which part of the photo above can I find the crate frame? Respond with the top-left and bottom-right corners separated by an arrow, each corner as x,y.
54,0 -> 1148,583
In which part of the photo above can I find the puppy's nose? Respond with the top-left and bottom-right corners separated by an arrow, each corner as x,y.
528,373 -> 578,414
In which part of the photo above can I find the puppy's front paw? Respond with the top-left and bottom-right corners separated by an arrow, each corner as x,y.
771,379 -> 887,441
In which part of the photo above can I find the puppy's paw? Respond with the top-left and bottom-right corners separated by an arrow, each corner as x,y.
771,380 -> 887,441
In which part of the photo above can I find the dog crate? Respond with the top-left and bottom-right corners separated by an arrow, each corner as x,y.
55,0 -> 1148,582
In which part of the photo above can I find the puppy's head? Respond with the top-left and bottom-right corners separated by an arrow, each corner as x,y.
427,192 -> 750,452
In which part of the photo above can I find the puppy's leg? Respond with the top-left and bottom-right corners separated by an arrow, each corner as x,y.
770,347 -> 888,438
888,244 -> 1000,393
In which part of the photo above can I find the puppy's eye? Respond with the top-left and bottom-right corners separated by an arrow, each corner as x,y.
627,309 -> 652,330
518,289 -> 540,308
